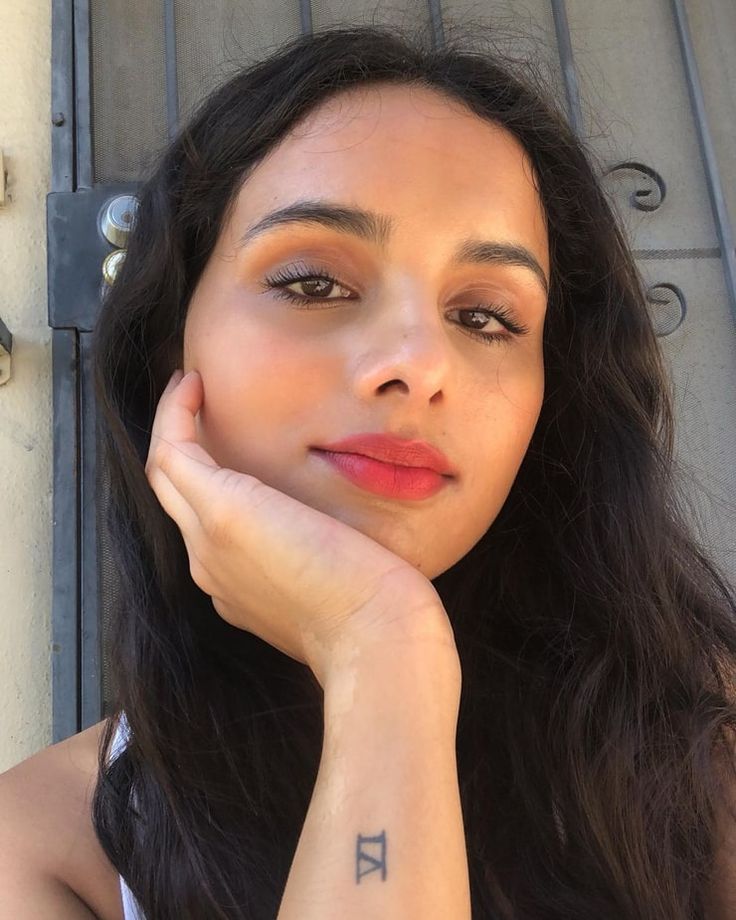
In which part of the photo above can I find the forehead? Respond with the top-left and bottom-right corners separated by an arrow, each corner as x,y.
226,83 -> 548,277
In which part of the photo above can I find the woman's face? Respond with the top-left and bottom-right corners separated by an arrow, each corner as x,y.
183,83 -> 549,580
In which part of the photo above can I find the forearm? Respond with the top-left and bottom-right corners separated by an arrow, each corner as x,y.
277,634 -> 470,920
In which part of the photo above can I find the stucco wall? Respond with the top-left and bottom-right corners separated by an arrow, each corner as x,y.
0,0 -> 52,772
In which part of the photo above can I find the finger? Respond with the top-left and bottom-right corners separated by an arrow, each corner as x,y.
162,368 -> 185,397
148,369 -> 214,472
179,521 -> 215,595
150,369 -> 203,452
146,369 -> 185,466
148,463 -> 201,538
166,368 -> 203,423
154,443 -> 261,535
145,369 -> 237,544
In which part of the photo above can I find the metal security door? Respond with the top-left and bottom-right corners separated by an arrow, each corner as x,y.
48,0 -> 736,741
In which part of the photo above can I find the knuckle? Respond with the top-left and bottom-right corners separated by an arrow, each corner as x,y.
200,469 -> 261,543
144,462 -> 158,489
201,494 -> 235,545
147,438 -> 171,474
188,555 -> 212,593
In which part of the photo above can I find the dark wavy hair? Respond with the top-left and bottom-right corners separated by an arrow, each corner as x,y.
91,20 -> 736,920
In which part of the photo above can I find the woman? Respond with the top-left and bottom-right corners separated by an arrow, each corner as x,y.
3,20 -> 736,919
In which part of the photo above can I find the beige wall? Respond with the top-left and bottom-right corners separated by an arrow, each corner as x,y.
0,0 -> 52,772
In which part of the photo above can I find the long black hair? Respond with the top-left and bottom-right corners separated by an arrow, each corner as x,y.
91,20 -> 736,919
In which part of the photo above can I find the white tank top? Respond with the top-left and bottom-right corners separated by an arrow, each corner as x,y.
109,712 -> 147,920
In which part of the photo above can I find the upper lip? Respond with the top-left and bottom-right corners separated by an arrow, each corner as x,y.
313,433 -> 457,476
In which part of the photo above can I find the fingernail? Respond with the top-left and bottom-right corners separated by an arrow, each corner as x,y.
164,370 -> 183,393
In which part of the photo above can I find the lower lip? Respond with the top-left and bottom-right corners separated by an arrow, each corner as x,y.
312,450 -> 451,500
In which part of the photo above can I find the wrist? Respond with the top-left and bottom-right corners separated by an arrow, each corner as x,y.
323,607 -> 461,708
307,597 -> 459,693
322,636 -> 462,745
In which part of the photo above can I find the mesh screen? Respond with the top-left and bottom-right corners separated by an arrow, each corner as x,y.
90,0 -> 169,182
174,1 -> 303,128
96,430 -> 122,716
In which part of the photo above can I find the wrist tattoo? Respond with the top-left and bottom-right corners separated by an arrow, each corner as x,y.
356,830 -> 387,883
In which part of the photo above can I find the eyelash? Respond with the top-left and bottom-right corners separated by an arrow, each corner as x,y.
260,263 -> 531,346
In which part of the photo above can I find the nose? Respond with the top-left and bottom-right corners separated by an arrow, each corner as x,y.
352,305 -> 453,404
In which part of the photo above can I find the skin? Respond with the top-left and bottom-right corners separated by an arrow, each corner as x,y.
182,82 -> 549,581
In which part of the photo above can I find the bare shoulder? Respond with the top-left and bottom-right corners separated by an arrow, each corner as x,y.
0,718 -> 124,920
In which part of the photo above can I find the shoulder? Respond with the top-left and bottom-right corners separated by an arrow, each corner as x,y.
0,718 -> 124,920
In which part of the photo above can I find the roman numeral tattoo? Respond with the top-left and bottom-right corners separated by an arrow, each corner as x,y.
356,830 -> 387,883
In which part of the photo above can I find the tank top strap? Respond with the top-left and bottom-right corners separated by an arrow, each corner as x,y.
119,874 -> 147,920
108,712 -> 148,919
108,710 -> 131,765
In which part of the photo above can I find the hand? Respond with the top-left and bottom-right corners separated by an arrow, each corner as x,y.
144,370 -> 454,686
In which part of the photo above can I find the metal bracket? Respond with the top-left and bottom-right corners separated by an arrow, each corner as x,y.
0,315 -> 12,385
47,182 -> 140,331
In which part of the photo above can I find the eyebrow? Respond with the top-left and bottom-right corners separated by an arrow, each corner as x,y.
237,199 -> 549,296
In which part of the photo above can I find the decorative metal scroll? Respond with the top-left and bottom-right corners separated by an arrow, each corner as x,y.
603,161 -> 667,212
646,282 -> 687,337
602,163 -> 684,338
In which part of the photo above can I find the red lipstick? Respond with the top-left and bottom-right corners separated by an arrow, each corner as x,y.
311,433 -> 456,501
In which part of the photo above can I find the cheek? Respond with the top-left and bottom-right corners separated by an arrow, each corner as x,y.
185,322 -> 333,471
470,360 -> 544,490
502,339 -> 544,427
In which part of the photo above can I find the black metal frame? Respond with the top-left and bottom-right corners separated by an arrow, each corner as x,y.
50,0 -> 82,743
49,0 -> 141,740
48,0 -> 736,742
671,0 -> 736,326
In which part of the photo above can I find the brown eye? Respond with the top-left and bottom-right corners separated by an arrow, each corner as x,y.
261,264 -> 355,305
445,305 -> 530,346
260,264 -> 532,348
